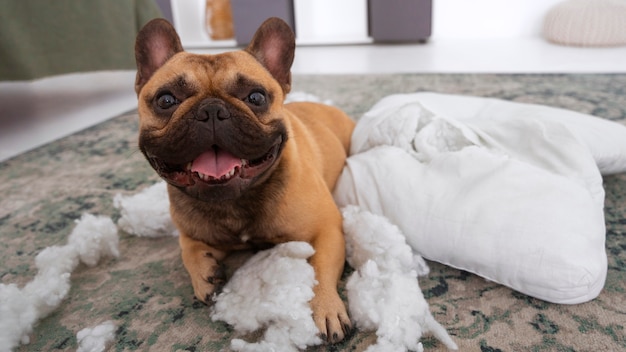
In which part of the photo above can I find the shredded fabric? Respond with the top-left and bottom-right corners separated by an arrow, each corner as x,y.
0,214 -> 119,352
76,320 -> 117,352
114,181 -> 178,237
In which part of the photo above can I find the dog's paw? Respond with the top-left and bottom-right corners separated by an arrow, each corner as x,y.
189,253 -> 226,304
311,293 -> 352,344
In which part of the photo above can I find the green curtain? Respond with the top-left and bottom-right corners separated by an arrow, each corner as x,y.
0,0 -> 162,81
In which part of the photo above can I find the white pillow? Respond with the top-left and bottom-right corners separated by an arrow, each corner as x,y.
334,93 -> 626,304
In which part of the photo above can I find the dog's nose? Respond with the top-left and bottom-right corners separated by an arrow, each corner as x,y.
196,99 -> 230,121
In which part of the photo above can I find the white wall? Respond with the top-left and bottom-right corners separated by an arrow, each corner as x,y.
294,0 -> 369,44
432,0 -> 564,39
172,0 -> 567,46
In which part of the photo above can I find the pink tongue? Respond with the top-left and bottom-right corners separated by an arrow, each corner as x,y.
191,149 -> 241,178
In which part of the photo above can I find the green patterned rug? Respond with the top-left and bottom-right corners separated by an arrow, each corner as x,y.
1,74 -> 625,351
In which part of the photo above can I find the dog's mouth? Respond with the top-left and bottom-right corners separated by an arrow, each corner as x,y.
187,140 -> 281,185
146,136 -> 283,194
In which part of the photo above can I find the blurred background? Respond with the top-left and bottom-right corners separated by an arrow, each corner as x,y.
1,0 -> 625,161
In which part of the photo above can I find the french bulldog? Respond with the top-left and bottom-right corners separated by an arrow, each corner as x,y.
134,17 -> 355,343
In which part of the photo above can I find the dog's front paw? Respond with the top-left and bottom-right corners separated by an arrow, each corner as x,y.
189,252 -> 227,304
310,293 -> 352,344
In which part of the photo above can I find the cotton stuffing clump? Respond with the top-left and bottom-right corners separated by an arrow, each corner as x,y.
69,213 -> 120,266
0,213 -> 119,352
76,320 -> 117,352
211,242 -> 322,351
114,181 -> 177,237
342,206 -> 458,351
344,206 -> 429,276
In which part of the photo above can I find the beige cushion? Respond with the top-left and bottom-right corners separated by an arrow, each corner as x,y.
543,0 -> 626,47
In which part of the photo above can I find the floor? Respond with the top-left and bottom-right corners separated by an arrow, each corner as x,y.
1,38 -> 625,162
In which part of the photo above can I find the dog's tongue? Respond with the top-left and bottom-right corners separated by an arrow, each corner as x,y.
191,149 -> 240,178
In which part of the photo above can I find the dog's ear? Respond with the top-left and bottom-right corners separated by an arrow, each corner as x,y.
135,18 -> 184,94
245,17 -> 296,94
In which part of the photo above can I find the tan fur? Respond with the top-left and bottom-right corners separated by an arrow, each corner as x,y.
135,18 -> 355,343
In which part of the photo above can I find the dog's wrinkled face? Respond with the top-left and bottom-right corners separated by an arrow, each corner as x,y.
134,18 -> 295,201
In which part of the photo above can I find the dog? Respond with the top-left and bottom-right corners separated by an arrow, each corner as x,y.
134,17 -> 355,343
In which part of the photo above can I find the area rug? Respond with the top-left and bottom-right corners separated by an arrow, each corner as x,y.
1,74 -> 625,351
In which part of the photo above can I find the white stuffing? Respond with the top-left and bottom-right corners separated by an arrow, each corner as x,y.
342,206 -> 458,351
114,181 -> 178,237
69,213 -> 121,267
208,207 -> 457,351
211,242 -> 322,352
0,214 -> 119,352
76,320 -> 117,352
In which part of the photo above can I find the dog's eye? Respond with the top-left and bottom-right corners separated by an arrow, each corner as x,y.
156,93 -> 179,110
246,91 -> 266,107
